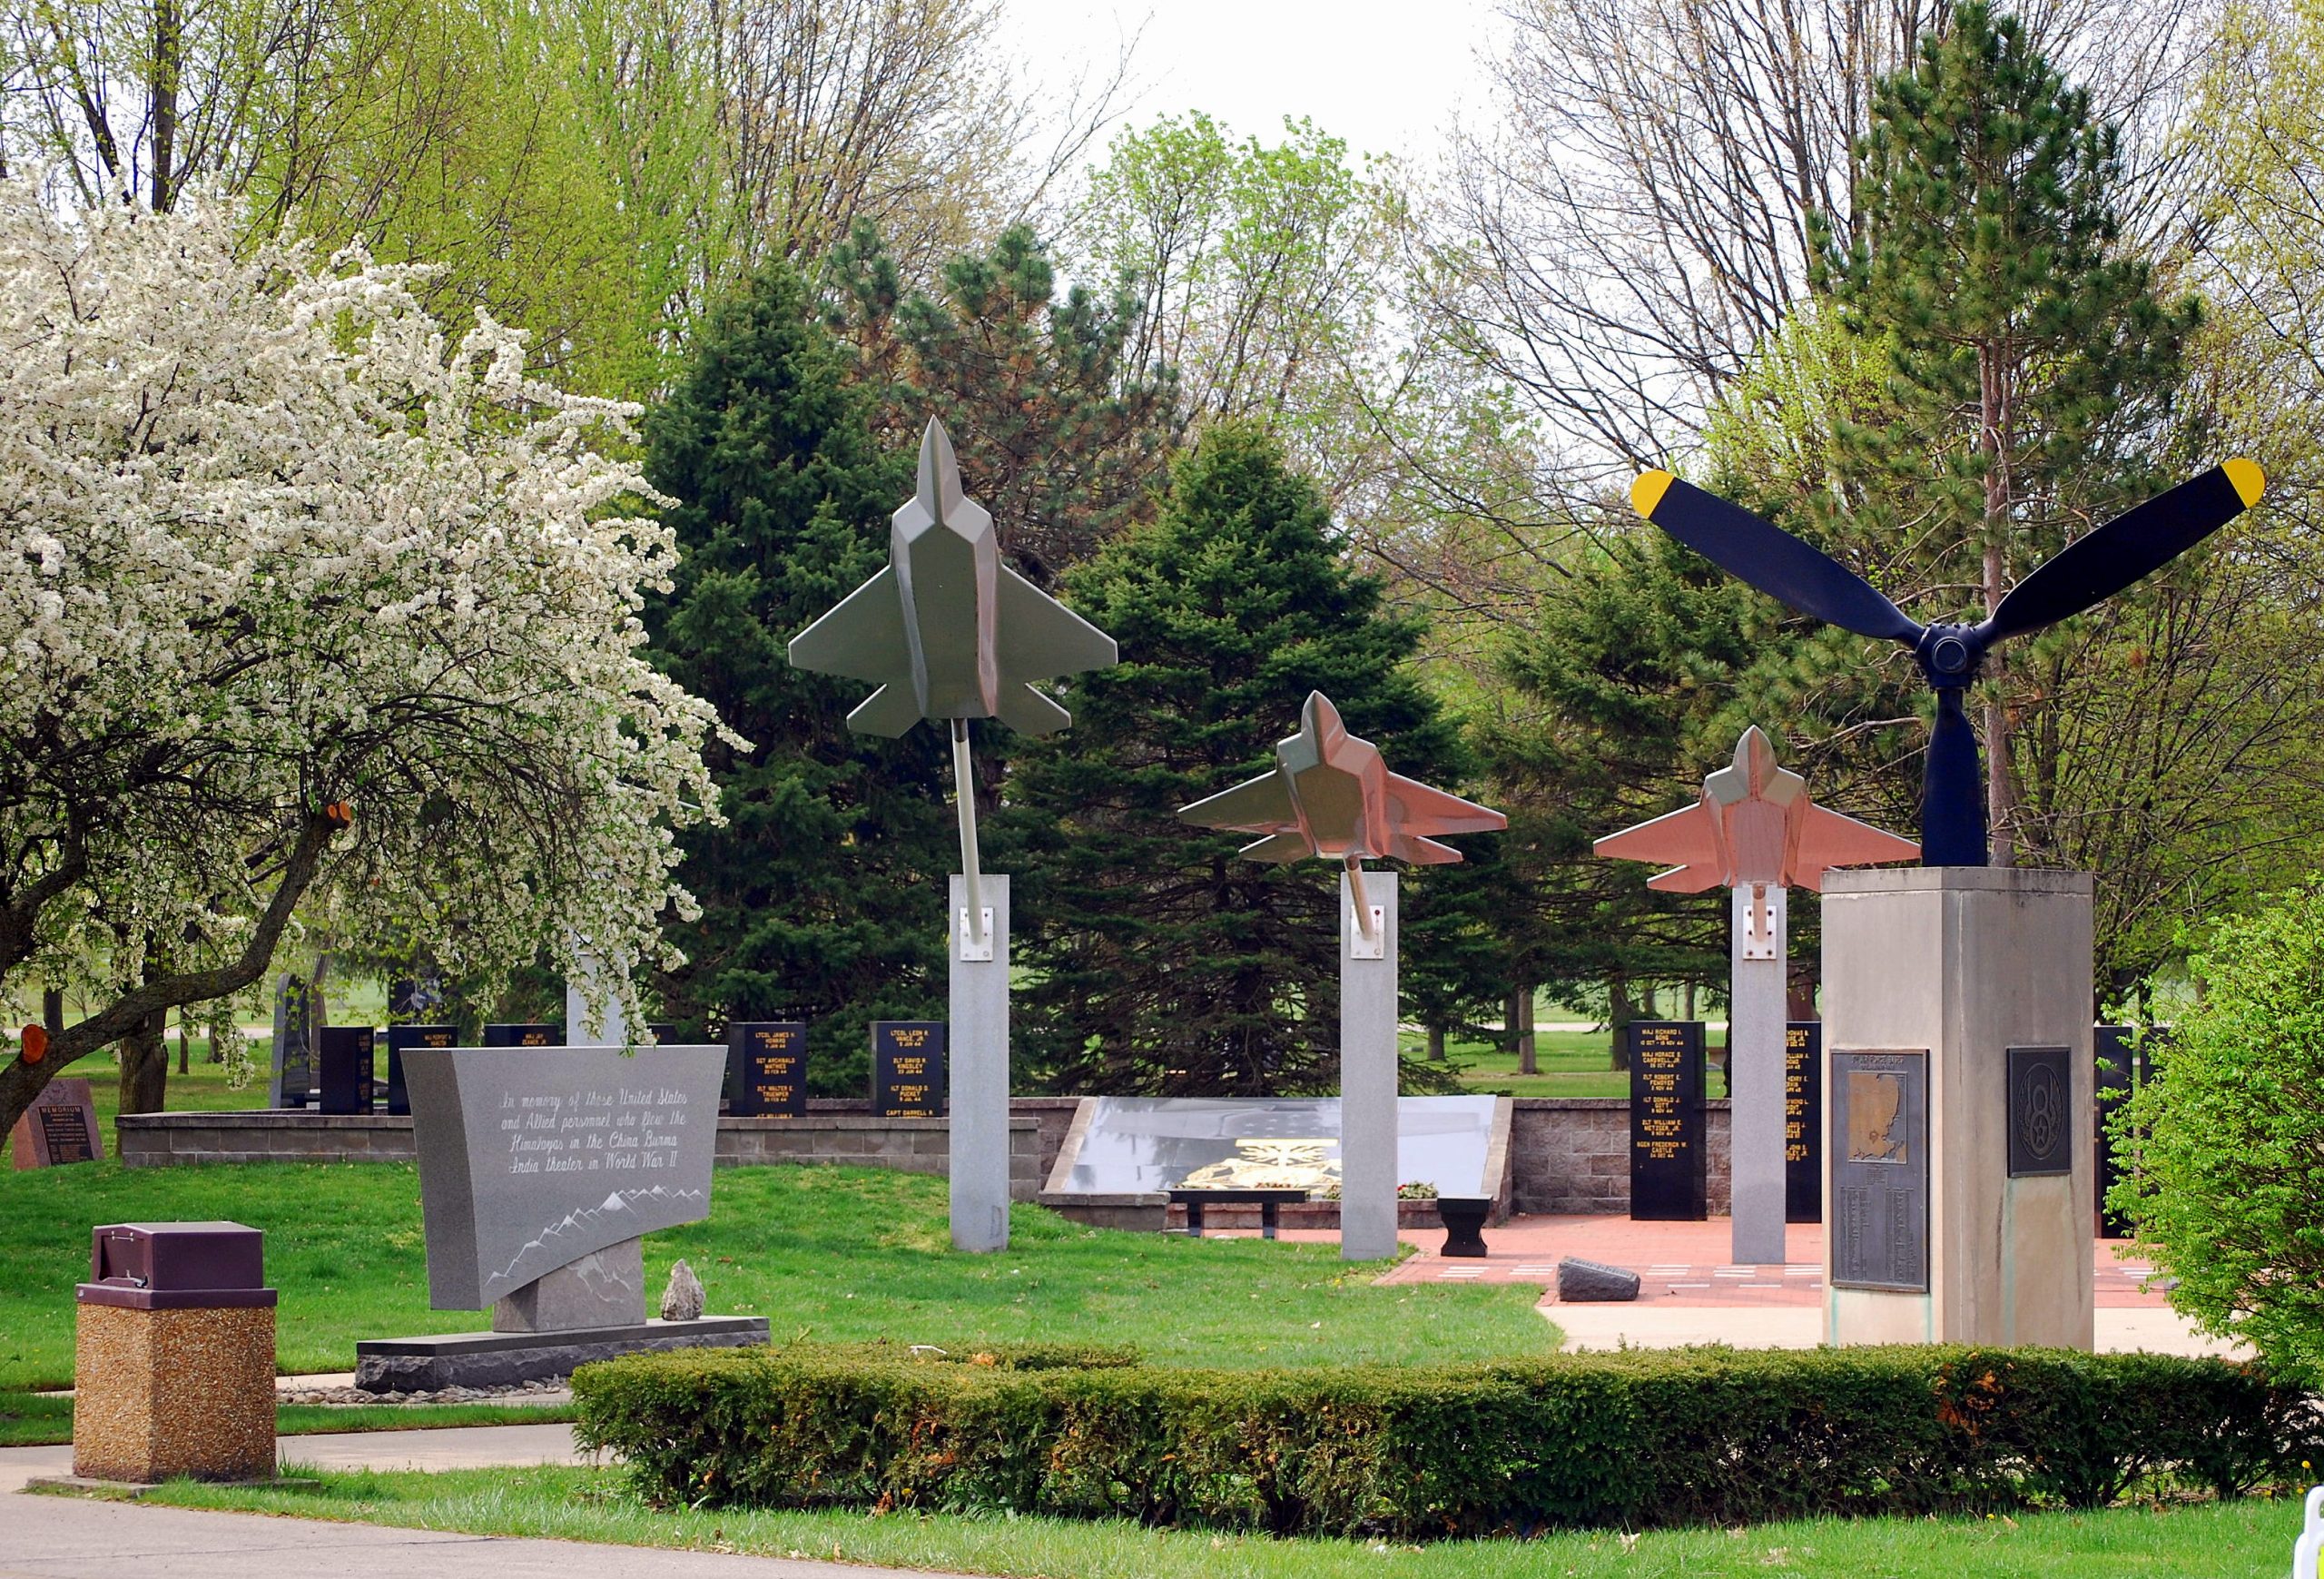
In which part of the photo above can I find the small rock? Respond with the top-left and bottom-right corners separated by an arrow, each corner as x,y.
661,1258 -> 706,1322
1557,1257 -> 1642,1303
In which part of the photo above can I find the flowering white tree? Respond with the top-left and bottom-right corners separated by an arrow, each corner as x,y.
0,180 -> 731,1136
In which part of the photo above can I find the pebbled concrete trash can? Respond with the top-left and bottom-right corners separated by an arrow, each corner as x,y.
73,1221 -> 277,1484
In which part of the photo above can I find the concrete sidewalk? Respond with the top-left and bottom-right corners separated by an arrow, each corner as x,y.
1,1424 -> 964,1579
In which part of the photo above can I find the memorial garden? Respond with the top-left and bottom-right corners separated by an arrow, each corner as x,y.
6,0 -> 2324,1574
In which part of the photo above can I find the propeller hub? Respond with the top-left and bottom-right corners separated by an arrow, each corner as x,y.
1918,625 -> 1983,687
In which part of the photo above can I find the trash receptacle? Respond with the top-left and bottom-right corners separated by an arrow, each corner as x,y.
74,1221 -> 277,1483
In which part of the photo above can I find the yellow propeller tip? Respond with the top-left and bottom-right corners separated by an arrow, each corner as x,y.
2223,458 -> 2265,508
1630,469 -> 1675,519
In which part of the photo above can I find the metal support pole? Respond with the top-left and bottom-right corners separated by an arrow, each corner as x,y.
1730,883 -> 1787,1265
1340,871 -> 1399,1259
950,719 -> 987,952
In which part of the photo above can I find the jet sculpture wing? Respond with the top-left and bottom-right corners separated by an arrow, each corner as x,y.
1789,803 -> 1919,892
1381,773 -> 1507,838
788,567 -> 908,684
1177,770 -> 1298,834
989,566 -> 1122,736
1593,800 -> 1724,892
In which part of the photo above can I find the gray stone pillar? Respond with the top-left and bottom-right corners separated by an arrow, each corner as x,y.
1729,883 -> 1788,1265
950,873 -> 1010,1253
1821,866 -> 2095,1348
566,952 -> 627,1048
1340,871 -> 1399,1260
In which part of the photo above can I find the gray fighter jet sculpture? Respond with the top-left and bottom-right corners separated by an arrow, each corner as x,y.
789,418 -> 1117,1255
1178,690 -> 1503,1261
1177,690 -> 1505,933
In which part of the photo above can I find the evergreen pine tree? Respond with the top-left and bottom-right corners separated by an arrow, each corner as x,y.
1813,3 -> 2200,864
645,262 -> 950,1092
1006,423 -> 1485,1095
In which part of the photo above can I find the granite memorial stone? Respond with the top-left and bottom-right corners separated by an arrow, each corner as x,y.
317,1025 -> 377,1115
1829,1048 -> 1929,1293
728,1022 -> 807,1118
268,973 -> 314,1109
872,1021 -> 946,1118
484,1022 -> 562,1048
2094,1024 -> 2156,1238
10,1077 -> 101,1168
1786,1021 -> 1822,1223
384,1025 -> 456,1117
1628,1021 -> 1708,1221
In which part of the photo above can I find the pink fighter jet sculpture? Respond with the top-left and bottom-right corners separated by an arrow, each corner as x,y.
1594,725 -> 1917,896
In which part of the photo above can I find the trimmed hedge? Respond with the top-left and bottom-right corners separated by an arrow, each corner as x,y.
572,1341 -> 2322,1537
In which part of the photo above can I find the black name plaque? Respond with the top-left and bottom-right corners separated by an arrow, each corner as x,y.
729,1022 -> 808,1117
1628,1020 -> 1707,1221
872,1021 -> 946,1118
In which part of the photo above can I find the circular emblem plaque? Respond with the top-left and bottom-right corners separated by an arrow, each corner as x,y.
2015,1061 -> 2066,1164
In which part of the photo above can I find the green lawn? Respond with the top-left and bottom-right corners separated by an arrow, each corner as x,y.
0,1389 -> 574,1447
1424,1026 -> 1731,1100
0,1160 -> 1552,1391
138,1464 -> 2309,1577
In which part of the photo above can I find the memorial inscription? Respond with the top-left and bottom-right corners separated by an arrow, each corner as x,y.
729,1022 -> 807,1117
10,1077 -> 101,1168
401,1044 -> 726,1309
1785,1021 -> 1822,1223
1829,1048 -> 1928,1292
484,1023 -> 563,1048
1627,1020 -> 1707,1221
873,1021 -> 946,1118
2007,1044 -> 2073,1178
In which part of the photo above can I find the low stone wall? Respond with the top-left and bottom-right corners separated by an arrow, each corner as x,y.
1508,1099 -> 1731,1216
118,1097 -> 1730,1218
720,1115 -> 1040,1200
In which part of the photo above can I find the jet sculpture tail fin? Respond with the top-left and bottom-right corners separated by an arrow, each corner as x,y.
845,684 -> 924,737
1387,834 -> 1464,865
994,682 -> 1073,736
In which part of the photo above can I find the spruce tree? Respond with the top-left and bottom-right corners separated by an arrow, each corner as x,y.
1814,3 -> 2200,864
644,262 -> 950,1093
1005,423 -> 1483,1096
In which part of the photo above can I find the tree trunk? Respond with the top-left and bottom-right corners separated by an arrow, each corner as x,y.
1426,1023 -> 1446,1061
117,1005 -> 169,1114
150,0 -> 180,212
1515,986 -> 1537,1075
1979,338 -> 2016,866
1608,974 -> 1634,1070
1683,979 -> 1697,1021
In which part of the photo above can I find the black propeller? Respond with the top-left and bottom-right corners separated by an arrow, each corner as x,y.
1629,461 -> 2265,865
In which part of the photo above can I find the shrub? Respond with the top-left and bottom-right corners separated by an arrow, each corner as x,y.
572,1342 -> 2319,1536
2111,883 -> 2324,1387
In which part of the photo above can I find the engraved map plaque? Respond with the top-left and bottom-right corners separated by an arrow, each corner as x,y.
1628,1021 -> 1708,1221
1829,1048 -> 1928,1292
1785,1021 -> 1822,1223
2007,1044 -> 2073,1178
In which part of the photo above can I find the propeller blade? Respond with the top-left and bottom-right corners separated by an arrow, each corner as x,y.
1631,472 -> 1922,643
1982,460 -> 2265,643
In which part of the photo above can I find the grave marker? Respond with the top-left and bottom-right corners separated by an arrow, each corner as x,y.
2094,1024 -> 2156,1238
269,973 -> 314,1109
483,1022 -> 562,1048
384,1026 -> 458,1117
1785,1021 -> 1822,1222
728,1022 -> 807,1117
10,1077 -> 101,1168
317,1025 -> 378,1115
873,1021 -> 946,1117
1627,1020 -> 1707,1220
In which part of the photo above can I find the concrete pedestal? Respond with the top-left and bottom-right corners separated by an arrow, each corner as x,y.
1728,885 -> 1787,1265
950,873 -> 1010,1252
74,1301 -> 275,1483
1340,872 -> 1399,1261
1821,866 -> 2095,1348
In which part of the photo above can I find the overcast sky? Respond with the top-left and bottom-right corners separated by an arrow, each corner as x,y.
997,0 -> 1504,169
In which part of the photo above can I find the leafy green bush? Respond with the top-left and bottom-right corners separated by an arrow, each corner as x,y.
2111,884 -> 2324,1387
572,1342 -> 2319,1536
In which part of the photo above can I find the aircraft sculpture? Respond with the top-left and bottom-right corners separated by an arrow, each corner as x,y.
791,418 -> 1118,946
1177,690 -> 1506,938
1596,725 -> 1916,1264
1595,725 -> 1918,898
1629,461 -> 2266,865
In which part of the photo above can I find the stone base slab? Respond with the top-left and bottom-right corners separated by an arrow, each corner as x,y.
26,1475 -> 318,1498
353,1315 -> 767,1392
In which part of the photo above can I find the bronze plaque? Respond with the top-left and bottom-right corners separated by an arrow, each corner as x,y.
1829,1049 -> 1928,1292
2007,1044 -> 2073,1177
